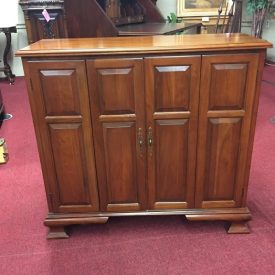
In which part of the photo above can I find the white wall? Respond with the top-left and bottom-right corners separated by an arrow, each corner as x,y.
0,0 -> 28,77
263,20 -> 275,61
156,0 -> 177,18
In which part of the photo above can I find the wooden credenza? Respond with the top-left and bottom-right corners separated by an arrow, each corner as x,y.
17,34 -> 272,239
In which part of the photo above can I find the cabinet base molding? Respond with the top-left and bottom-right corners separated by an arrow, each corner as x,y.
45,216 -> 109,227
185,213 -> 251,222
44,208 -> 251,238
46,217 -> 109,239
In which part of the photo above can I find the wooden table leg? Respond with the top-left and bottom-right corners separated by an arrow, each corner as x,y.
196,24 -> 202,34
3,29 -> 15,84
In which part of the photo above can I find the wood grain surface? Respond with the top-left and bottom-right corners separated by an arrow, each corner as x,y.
17,33 -> 272,57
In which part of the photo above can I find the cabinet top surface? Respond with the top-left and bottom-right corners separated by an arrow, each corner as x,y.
17,33 -> 272,57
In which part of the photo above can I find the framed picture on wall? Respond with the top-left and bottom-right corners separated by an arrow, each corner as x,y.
177,0 -> 228,17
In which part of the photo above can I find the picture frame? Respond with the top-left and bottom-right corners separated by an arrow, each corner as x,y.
177,0 -> 228,17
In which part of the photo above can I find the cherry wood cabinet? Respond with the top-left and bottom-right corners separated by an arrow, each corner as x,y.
17,34 -> 272,238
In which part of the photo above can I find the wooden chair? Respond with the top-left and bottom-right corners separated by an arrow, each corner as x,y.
215,0 -> 243,33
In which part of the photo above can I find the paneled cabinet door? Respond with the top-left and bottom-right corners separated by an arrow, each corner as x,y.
87,58 -> 146,212
196,54 -> 259,208
145,56 -> 201,210
27,60 -> 99,213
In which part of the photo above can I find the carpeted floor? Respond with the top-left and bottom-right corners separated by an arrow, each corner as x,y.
0,66 -> 275,275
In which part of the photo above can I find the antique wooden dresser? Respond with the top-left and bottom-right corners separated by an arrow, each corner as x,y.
17,34 -> 272,238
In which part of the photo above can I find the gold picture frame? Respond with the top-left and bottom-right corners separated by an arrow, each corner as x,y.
177,0 -> 228,17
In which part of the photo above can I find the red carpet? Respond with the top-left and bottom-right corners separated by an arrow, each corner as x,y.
0,67 -> 275,275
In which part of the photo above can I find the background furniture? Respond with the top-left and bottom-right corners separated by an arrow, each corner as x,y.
117,22 -> 201,35
0,89 -> 4,127
63,0 -> 166,37
20,0 -> 200,43
215,0 -> 243,33
17,34 -> 271,239
178,17 -> 219,34
19,0 -> 67,44
0,1 -> 18,83
177,0 -> 243,34
0,27 -> 16,84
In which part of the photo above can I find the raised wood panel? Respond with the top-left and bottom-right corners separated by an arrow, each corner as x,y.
40,69 -> 80,116
196,54 -> 259,209
28,60 -> 99,213
49,123 -> 91,205
96,67 -> 135,114
87,58 -> 146,211
102,122 -> 139,211
154,65 -> 190,111
203,118 -> 242,202
155,120 -> 188,202
145,56 -> 201,209
209,63 -> 247,110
